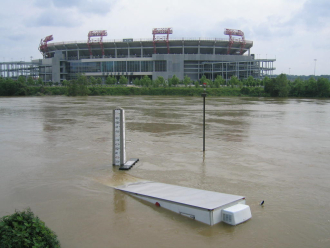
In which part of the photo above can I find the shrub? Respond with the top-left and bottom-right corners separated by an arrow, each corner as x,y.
0,208 -> 60,248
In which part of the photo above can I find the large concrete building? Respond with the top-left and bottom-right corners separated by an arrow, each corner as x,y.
1,28 -> 276,82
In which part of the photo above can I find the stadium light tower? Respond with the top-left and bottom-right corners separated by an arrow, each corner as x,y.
87,30 -> 108,57
152,28 -> 173,54
224,29 -> 246,55
39,35 -> 54,58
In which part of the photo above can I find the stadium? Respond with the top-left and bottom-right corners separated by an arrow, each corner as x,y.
1,28 -> 276,83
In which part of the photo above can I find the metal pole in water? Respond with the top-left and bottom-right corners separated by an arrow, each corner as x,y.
113,108 -> 126,166
201,83 -> 207,152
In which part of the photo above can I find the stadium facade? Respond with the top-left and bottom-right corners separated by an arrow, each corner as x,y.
0,29 -> 276,82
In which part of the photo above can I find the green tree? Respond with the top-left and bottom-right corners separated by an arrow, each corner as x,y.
119,75 -> 128,85
316,77 -> 330,97
155,76 -> 165,87
276,74 -> 290,97
68,74 -> 90,96
89,76 -> 97,86
27,76 -> 35,86
62,80 -> 69,87
0,78 -> 18,96
96,78 -> 102,85
133,78 -> 141,86
208,80 -> 215,88
106,76 -> 116,85
255,79 -> 262,87
77,74 -> 88,86
183,75 -> 191,87
237,80 -> 243,89
169,75 -> 180,87
262,76 -> 270,88
200,75 -> 207,84
200,75 -> 212,88
0,208 -> 60,248
17,75 -> 26,85
246,76 -> 254,87
289,78 -> 305,97
67,80 -> 78,96
264,78 -> 276,96
214,75 -> 224,88
229,76 -> 239,88
37,77 -> 44,86
264,74 -> 290,97
140,75 -> 152,87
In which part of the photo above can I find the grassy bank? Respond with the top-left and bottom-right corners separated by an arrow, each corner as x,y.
2,74 -> 330,98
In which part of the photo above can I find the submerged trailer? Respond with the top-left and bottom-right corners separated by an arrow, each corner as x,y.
115,181 -> 252,225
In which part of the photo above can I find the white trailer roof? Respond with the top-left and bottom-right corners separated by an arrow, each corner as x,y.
115,181 -> 244,210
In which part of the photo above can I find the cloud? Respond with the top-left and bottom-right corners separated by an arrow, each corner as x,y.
27,10 -> 80,27
33,0 -> 115,15
27,0 -> 116,29
78,1 -> 114,15
287,0 -> 330,30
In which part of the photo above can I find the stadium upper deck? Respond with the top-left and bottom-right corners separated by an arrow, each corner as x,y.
45,37 -> 254,60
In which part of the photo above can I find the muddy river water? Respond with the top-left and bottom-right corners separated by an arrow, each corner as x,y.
0,96 -> 330,248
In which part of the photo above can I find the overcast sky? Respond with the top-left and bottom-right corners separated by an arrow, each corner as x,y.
0,0 -> 329,76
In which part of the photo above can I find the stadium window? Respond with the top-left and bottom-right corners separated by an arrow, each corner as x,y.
114,61 -> 126,72
141,61 -> 153,72
127,61 -> 140,72
103,62 -> 114,72
155,61 -> 167,72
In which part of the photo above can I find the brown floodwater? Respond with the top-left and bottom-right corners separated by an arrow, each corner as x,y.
0,96 -> 330,248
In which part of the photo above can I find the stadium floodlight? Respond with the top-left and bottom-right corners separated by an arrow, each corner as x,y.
87,30 -> 108,57
152,28 -> 173,54
38,35 -> 53,58
224,29 -> 246,55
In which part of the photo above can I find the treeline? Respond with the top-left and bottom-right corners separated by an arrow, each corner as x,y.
0,76 -> 67,96
1,74 -> 330,98
285,74 -> 330,82
264,74 -> 330,97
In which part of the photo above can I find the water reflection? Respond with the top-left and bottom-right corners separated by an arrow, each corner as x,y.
114,190 -> 126,213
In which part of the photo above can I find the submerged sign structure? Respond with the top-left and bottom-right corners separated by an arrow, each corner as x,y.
116,181 -> 252,226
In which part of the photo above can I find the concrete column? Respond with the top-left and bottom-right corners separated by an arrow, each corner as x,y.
198,40 -> 200,54
115,43 -> 117,58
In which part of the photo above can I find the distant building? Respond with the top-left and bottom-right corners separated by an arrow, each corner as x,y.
1,29 -> 275,82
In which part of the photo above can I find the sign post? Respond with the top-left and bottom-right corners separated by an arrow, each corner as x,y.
202,82 -> 207,152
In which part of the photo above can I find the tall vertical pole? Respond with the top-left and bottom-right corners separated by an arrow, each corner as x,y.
202,83 -> 207,152
202,94 -> 206,152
